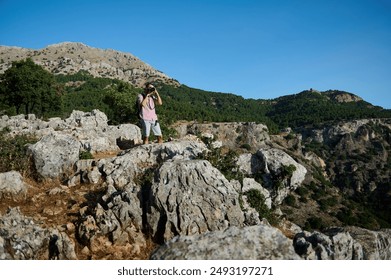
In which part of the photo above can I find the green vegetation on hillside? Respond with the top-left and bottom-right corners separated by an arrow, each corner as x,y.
267,90 -> 391,128
2,62 -> 390,132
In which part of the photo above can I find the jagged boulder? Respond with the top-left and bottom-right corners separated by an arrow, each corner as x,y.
1,110 -> 142,153
0,208 -> 76,260
76,185 -> 146,255
150,224 -> 300,260
0,171 -> 30,199
147,160 -> 244,243
75,141 -> 209,252
64,109 -> 108,130
237,148 -> 307,204
92,140 -> 207,188
28,132 -> 81,179
107,124 -> 142,150
65,110 -> 141,153
293,226 -> 391,260
177,122 -> 270,151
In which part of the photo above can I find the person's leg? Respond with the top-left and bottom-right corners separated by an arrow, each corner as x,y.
152,120 -> 163,143
141,119 -> 152,144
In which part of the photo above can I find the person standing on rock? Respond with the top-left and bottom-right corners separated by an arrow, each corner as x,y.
137,82 -> 163,144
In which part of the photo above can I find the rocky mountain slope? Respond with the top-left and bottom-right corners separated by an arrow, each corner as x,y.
1,110 -> 391,260
0,42 -> 179,87
1,42 -> 390,260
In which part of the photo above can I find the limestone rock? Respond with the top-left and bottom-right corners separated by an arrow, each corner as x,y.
0,109 -> 142,153
175,122 -> 270,151
76,185 -> 145,248
64,109 -> 108,130
0,171 -> 30,198
257,148 -> 307,188
0,207 -> 76,260
28,132 -> 81,179
147,160 -> 244,243
100,140 -> 207,188
237,148 -> 307,204
150,225 -> 300,260
242,178 -> 272,209
293,226 -> 391,260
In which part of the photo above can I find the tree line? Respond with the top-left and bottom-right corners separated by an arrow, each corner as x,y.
1,59 -> 391,134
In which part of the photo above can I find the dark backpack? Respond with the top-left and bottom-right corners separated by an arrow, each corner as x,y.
135,93 -> 145,120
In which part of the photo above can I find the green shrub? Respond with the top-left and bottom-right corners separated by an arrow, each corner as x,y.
284,194 -> 296,207
197,148 -> 243,181
79,151 -> 94,160
295,186 -> 309,197
0,129 -> 38,176
244,189 -> 277,225
240,143 -> 252,151
304,216 -> 325,231
280,164 -> 296,178
318,196 -> 338,211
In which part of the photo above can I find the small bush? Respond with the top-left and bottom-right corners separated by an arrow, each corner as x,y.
79,151 -> 94,160
197,148 -> 243,181
279,164 -> 296,179
284,194 -> 296,207
240,143 -> 252,151
295,186 -> 309,197
304,216 -> 325,231
0,129 -> 38,176
318,196 -> 338,211
244,189 -> 277,225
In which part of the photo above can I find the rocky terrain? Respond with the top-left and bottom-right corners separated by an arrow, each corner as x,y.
0,42 -> 179,87
1,110 -> 391,260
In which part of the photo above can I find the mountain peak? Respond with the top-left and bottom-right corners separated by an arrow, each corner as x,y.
322,90 -> 363,103
0,42 -> 179,88
292,89 -> 365,104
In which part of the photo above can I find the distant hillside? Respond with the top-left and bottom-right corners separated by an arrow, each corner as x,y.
1,42 -> 391,132
266,89 -> 391,129
0,42 -> 179,87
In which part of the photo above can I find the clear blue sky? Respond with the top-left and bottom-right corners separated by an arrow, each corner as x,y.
1,0 -> 390,108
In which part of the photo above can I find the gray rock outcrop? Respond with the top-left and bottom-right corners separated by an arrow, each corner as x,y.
77,140 -> 207,189
0,171 -> 30,198
3,109 -> 142,180
1,109 -> 391,260
147,160 -> 245,242
76,184 -> 146,256
293,227 -> 391,260
237,148 -> 307,204
150,224 -> 300,260
28,133 -> 81,179
304,119 -> 391,145
0,208 -> 76,260
75,141 -> 209,249
1,109 -> 142,153
174,122 -> 270,151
